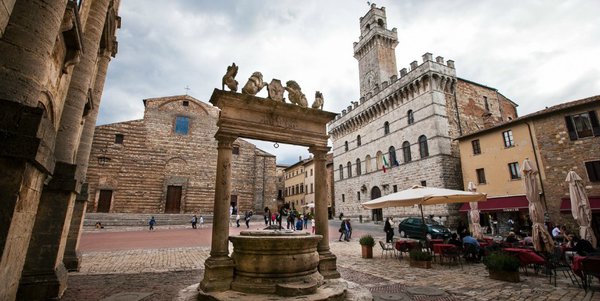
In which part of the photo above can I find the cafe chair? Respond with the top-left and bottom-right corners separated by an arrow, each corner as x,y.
379,241 -> 395,259
441,246 -> 463,269
544,248 -> 580,287
582,257 -> 600,291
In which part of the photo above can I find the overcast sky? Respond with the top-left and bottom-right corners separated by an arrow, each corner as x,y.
99,0 -> 600,165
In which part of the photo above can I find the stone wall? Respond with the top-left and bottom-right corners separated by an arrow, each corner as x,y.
532,100 -> 600,228
85,95 -> 277,215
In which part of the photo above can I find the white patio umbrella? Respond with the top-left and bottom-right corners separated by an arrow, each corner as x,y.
467,182 -> 484,240
522,159 -> 555,252
566,170 -> 597,247
362,185 -> 487,234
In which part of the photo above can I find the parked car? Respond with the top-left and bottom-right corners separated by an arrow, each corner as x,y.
398,217 -> 451,240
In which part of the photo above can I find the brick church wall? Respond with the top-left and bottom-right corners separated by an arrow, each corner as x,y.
86,95 -> 277,214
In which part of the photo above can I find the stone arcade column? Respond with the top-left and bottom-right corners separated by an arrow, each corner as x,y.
64,48 -> 113,272
200,134 -> 237,292
0,1 -> 68,300
17,1 -> 112,299
310,146 -> 341,279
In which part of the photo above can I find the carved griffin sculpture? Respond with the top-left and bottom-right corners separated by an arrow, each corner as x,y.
285,80 -> 308,107
221,63 -> 239,92
242,72 -> 266,96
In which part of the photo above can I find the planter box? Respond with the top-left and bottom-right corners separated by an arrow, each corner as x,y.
361,245 -> 373,259
488,269 -> 520,282
409,260 -> 432,269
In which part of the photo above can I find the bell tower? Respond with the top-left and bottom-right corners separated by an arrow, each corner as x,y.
353,4 -> 398,98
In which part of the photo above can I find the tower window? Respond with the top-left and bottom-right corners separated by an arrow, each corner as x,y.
384,121 -> 390,135
115,134 -> 124,144
377,19 -> 384,27
183,100 -> 189,107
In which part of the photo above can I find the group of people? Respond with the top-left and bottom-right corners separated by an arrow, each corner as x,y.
338,219 -> 352,241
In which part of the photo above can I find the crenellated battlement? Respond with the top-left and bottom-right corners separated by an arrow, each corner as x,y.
333,52 -> 456,123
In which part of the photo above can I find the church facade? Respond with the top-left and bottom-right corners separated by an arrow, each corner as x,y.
328,4 -> 518,224
85,95 -> 278,215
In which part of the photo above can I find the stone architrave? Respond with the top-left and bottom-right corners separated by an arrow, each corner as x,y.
200,89 -> 337,293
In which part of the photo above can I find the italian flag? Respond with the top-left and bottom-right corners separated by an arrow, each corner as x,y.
382,154 -> 389,173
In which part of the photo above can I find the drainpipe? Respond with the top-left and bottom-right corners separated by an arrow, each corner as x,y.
526,121 -> 547,211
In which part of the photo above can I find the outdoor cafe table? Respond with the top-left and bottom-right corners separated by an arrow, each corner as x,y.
503,248 -> 545,266
432,244 -> 456,255
572,255 -> 600,279
395,240 -> 419,252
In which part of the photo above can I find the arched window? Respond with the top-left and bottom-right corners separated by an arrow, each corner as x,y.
375,151 -> 383,170
344,141 -> 348,151
384,121 -> 390,135
356,158 -> 362,175
339,164 -> 344,180
419,135 -> 429,158
402,141 -> 411,163
388,146 -> 397,167
347,162 -> 352,178
407,110 -> 414,125
357,135 -> 361,146
365,155 -> 372,173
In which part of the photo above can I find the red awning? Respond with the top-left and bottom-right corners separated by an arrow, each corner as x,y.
459,195 -> 529,213
560,197 -> 600,213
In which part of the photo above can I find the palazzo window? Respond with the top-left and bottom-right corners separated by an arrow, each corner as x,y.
502,130 -> 514,147
472,139 -> 481,155
585,160 -> 600,182
565,111 -> 599,140
508,162 -> 521,180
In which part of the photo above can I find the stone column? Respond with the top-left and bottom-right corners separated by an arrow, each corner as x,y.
309,145 -> 340,279
55,0 -> 111,164
64,49 -> 112,271
17,163 -> 79,300
0,1 -> 68,300
18,0 -> 112,299
200,134 -> 236,292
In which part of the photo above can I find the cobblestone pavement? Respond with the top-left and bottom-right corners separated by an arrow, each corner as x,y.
65,231 -> 597,301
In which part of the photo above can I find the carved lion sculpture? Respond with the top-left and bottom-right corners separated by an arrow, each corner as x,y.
285,80 -> 308,107
222,63 -> 239,92
312,91 -> 324,110
242,72 -> 266,96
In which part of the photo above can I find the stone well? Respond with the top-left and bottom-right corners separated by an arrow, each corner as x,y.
229,230 -> 324,296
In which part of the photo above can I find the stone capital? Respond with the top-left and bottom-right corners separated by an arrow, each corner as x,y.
308,145 -> 330,160
215,134 -> 237,149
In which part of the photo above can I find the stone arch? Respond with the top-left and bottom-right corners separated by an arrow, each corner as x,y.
375,150 -> 383,171
365,155 -> 372,173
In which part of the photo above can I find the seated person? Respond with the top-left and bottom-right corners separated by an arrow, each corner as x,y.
573,236 -> 596,256
462,233 -> 483,261
448,233 -> 462,248
523,234 -> 533,246
505,231 -> 519,244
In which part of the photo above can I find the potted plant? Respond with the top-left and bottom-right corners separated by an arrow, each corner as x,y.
409,249 -> 432,269
483,251 -> 520,282
359,234 -> 375,259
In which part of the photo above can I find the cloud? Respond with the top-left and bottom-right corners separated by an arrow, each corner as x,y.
100,0 -> 600,164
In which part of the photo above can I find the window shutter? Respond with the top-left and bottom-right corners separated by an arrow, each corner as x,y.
589,111 -> 600,137
564,116 -> 577,140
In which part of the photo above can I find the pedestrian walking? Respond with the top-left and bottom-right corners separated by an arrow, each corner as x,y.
236,213 -> 241,227
191,214 -> 197,229
149,216 -> 156,231
310,217 -> 315,234
245,211 -> 251,228
199,215 -> 204,228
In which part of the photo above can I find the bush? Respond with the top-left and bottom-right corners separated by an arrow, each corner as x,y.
409,249 -> 432,261
483,251 -> 520,272
359,234 -> 375,247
